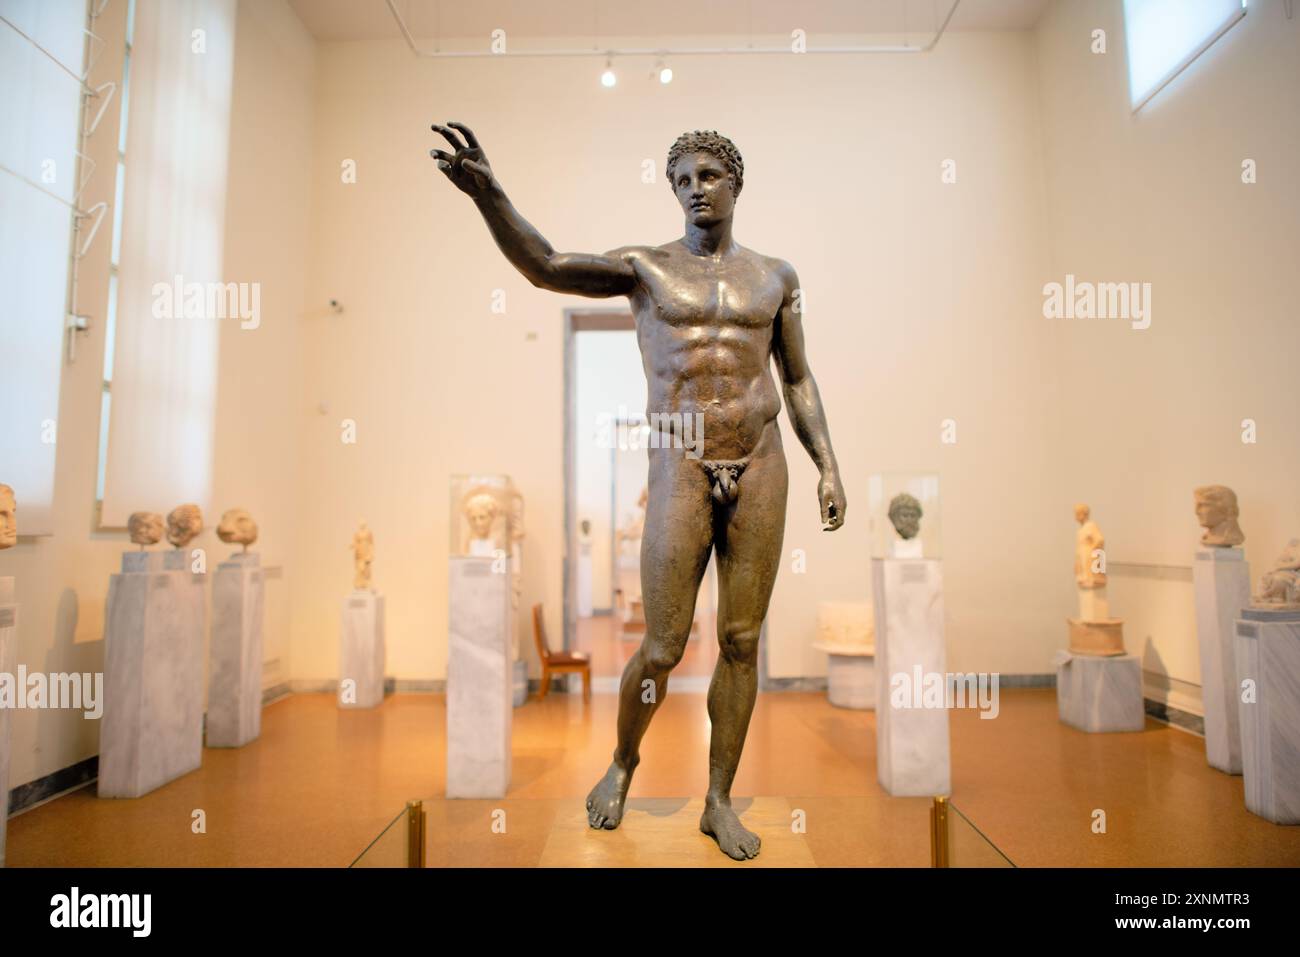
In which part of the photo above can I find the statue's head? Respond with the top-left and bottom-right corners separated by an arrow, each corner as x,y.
217,507 -> 259,547
0,483 -> 16,549
128,511 -> 164,546
888,493 -> 923,541
1074,503 -> 1090,524
166,503 -> 203,548
666,130 -> 743,227
464,491 -> 500,539
1194,485 -> 1238,529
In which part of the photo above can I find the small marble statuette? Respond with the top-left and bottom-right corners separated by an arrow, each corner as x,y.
166,503 -> 203,549
351,521 -> 375,591
887,493 -> 922,540
217,508 -> 258,552
1073,503 -> 1107,589
1254,539 -> 1300,609
1194,485 -> 1245,548
127,511 -> 164,548
0,483 -> 15,548
1067,502 -> 1123,656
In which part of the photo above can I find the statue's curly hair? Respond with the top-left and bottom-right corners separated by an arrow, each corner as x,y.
666,130 -> 744,198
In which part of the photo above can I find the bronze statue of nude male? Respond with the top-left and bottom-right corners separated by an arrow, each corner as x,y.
432,122 -> 846,861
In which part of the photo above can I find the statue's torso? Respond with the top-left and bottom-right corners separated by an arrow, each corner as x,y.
625,241 -> 786,460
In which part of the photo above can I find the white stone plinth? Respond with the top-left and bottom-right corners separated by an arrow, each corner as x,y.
0,577 -> 15,864
814,643 -> 875,710
207,552 -> 265,748
339,591 -> 385,709
1235,608 -> 1300,825
1194,547 -> 1249,774
99,555 -> 205,798
872,558 -> 950,796
447,557 -> 512,798
1055,652 -> 1144,733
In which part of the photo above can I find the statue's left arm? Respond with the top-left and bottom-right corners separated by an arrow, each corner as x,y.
772,262 -> 846,531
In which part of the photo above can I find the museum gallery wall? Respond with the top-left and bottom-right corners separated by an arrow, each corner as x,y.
0,0 -> 1296,799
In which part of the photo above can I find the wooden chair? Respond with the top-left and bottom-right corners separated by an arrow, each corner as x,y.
533,603 -> 590,700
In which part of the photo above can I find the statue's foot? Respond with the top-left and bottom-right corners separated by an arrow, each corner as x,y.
700,801 -> 761,861
585,761 -> 633,830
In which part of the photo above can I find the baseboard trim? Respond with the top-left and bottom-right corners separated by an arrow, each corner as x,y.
8,755 -> 98,817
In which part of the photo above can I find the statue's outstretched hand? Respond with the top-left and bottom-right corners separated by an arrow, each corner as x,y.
819,471 -> 846,531
430,121 -> 495,197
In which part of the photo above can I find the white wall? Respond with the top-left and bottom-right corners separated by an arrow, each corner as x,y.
1033,0 -> 1300,711
0,0 -> 315,792
293,28 -> 1058,685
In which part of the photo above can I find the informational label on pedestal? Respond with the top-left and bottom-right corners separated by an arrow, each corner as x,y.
1234,607 -> 1300,825
207,553 -> 265,748
872,558 -> 950,796
99,556 -> 205,798
340,592 -> 386,709
447,557 -> 512,798
0,577 -> 15,864
1194,547 -> 1249,774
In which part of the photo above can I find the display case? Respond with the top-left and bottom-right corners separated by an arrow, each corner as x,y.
868,473 -> 941,559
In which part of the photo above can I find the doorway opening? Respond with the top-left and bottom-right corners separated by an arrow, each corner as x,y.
562,310 -> 717,691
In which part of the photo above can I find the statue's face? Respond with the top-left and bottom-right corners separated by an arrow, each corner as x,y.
1074,505 -> 1089,524
672,152 -> 735,227
0,485 -> 15,548
166,504 -> 202,548
217,508 -> 258,546
892,506 -> 921,540
128,512 -> 164,545
467,501 -> 496,538
1195,497 -> 1224,528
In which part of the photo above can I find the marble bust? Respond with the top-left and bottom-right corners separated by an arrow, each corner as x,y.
1255,539 -> 1300,608
217,508 -> 258,551
166,503 -> 203,549
1194,485 -> 1244,547
0,483 -> 15,549
351,521 -> 375,591
127,511 -> 164,548
887,492 -> 922,540
1073,503 -> 1107,588
460,489 -> 502,556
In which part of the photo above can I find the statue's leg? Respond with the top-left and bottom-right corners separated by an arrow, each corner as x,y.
700,424 -> 787,860
586,445 -> 713,830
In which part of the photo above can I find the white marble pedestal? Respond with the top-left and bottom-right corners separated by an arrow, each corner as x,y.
814,643 -> 875,710
1194,547 -> 1249,774
0,577 -> 15,864
1235,608 -> 1300,825
207,552 -> 264,748
872,558 -> 950,796
339,591 -> 385,709
1055,652 -> 1144,733
99,554 -> 205,798
447,557 -> 512,798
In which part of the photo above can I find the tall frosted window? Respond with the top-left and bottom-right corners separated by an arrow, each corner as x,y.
98,0 -> 236,526
0,0 -> 87,536
1124,0 -> 1248,111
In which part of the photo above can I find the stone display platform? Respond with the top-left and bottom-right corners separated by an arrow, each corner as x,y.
1235,608 -> 1300,825
872,558 -> 950,796
1055,652 -> 1144,733
339,591 -> 385,709
1195,547 -> 1250,774
207,552 -> 265,748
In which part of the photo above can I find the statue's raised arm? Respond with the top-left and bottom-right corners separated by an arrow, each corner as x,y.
431,121 -> 637,298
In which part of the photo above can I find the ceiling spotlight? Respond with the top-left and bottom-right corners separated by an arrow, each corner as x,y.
600,56 -> 616,88
653,57 -> 673,84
